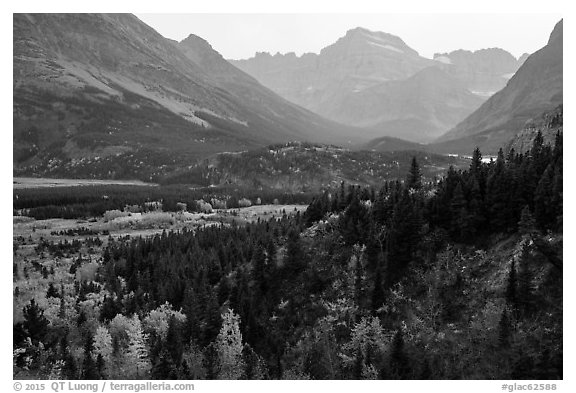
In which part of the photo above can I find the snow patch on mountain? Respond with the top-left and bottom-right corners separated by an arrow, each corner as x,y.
368,41 -> 404,53
434,56 -> 452,64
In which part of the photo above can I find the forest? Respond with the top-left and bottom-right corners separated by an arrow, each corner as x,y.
13,131 -> 562,380
13,184 -> 313,221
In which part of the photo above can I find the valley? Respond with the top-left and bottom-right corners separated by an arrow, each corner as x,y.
12,13 -> 563,382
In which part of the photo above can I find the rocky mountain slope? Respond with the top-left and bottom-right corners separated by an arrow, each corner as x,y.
507,105 -> 562,154
13,13 -> 360,176
434,20 -> 563,154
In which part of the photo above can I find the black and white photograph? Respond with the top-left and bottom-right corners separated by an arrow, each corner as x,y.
9,0 -> 567,387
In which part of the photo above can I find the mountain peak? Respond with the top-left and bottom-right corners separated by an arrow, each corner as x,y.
321,26 -> 420,59
548,19 -> 563,45
345,26 -> 372,36
180,33 -> 213,50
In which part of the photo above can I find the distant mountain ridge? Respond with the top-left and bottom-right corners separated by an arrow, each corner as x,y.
231,27 -> 526,143
433,47 -> 524,95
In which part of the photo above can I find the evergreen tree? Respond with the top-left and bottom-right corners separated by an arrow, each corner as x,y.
517,244 -> 534,316
285,229 -> 305,274
505,260 -> 517,312
22,299 -> 49,344
406,157 -> 422,190
96,354 -> 106,379
82,335 -> 100,379
63,350 -> 78,380
251,244 -> 267,294
46,283 -> 59,298
489,149 -> 511,229
534,164 -> 555,230
518,206 -> 537,236
166,315 -> 184,366
371,266 -> 385,314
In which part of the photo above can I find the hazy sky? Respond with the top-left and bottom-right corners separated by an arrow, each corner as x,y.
135,13 -> 561,60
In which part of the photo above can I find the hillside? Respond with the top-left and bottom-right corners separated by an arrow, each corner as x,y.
13,13 -> 360,178
161,142 -> 469,192
434,20 -> 563,154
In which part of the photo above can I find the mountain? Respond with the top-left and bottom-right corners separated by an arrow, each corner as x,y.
329,66 -> 485,142
518,52 -> 531,66
230,28 -> 434,130
433,48 -> 524,96
231,27 -> 525,143
434,20 -> 563,154
13,13 -> 360,178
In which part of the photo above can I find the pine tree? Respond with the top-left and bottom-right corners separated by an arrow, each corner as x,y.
46,282 -> 59,298
353,343 -> 364,379
166,315 -> 184,365
251,244 -> 267,294
487,149 -> 511,232
518,206 -> 537,236
96,354 -> 106,379
505,260 -> 517,311
517,244 -> 534,316
450,182 -> 469,241
99,296 -> 120,322
82,335 -> 101,379
371,266 -> 385,314
285,229 -> 305,274
406,157 -> 422,190
534,164 -> 555,230
63,350 -> 78,379
470,147 -> 483,177
22,299 -> 49,344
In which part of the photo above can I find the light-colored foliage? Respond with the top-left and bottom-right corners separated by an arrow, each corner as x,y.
93,325 -> 113,366
142,302 -> 187,340
124,314 -> 151,379
215,309 -> 245,379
